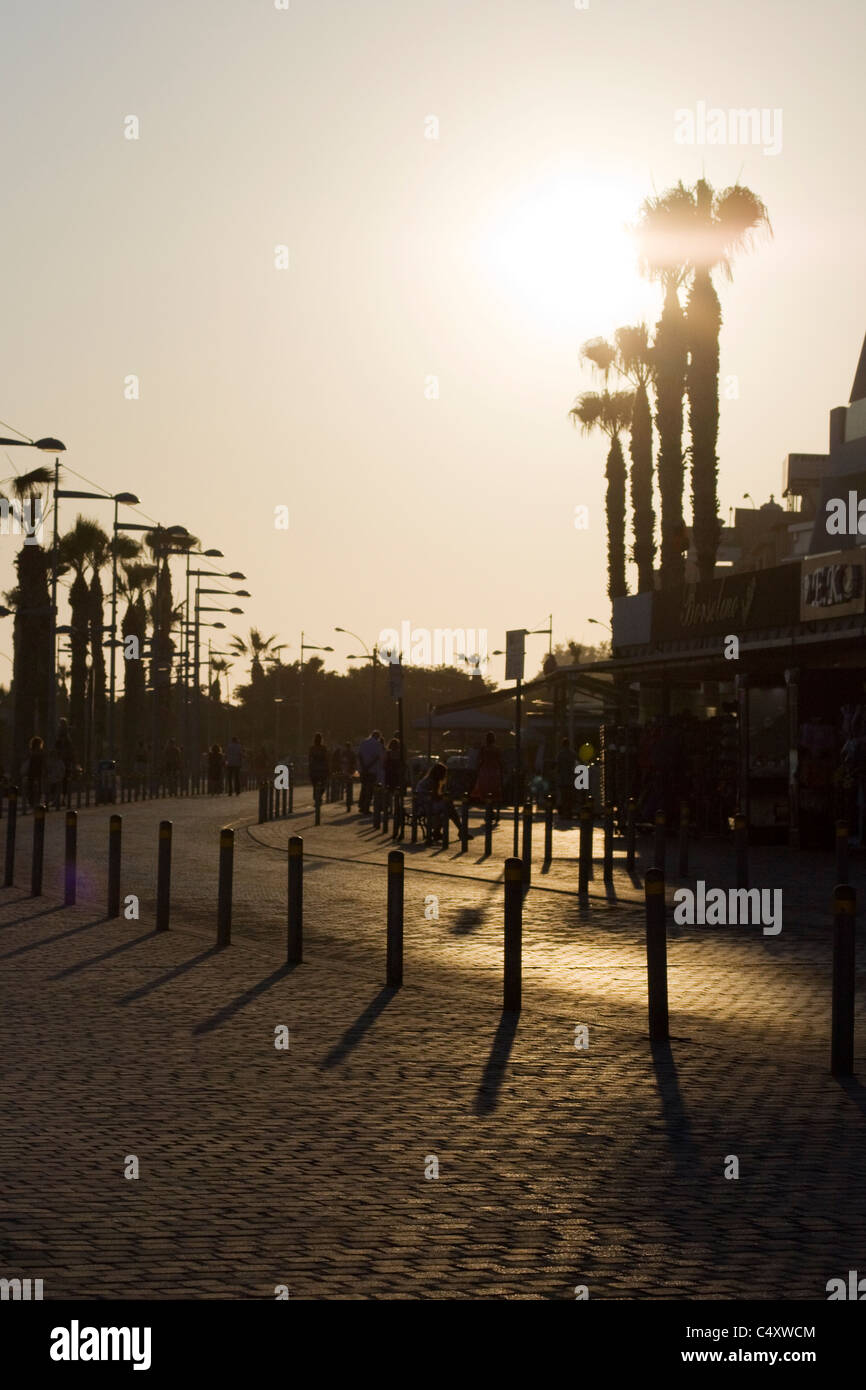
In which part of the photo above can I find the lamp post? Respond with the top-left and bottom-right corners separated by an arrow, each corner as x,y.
186,569 -> 245,763
336,628 -> 379,729
298,632 -> 334,758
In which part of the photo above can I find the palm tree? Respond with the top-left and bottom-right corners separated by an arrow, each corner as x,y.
634,187 -> 693,589
582,329 -> 657,593
2,465 -> 54,762
681,179 -> 772,582
58,518 -> 107,757
210,657 -> 233,704
228,628 -> 285,684
118,561 -> 156,772
569,389 -> 635,600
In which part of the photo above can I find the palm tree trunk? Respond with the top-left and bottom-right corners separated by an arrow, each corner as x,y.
121,597 -> 147,774
89,571 -> 107,761
687,267 -> 722,584
653,281 -> 687,589
69,572 -> 89,749
606,436 -> 627,600
629,380 -> 656,591
11,545 -> 51,768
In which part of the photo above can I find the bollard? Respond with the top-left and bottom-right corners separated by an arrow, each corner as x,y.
460,795 -> 470,853
543,794 -> 553,863
288,764 -> 294,813
216,827 -> 234,948
836,821 -> 849,885
156,820 -> 172,931
578,806 -> 592,895
831,884 -> 855,1076
678,802 -> 690,878
653,810 -> 666,871
108,815 -> 122,918
287,834 -> 303,963
484,795 -> 494,856
734,812 -> 748,890
64,810 -> 77,906
372,784 -> 382,830
4,787 -> 18,887
626,797 -> 636,871
644,867 -> 669,1042
603,803 -> 614,882
392,794 -> 403,842
386,849 -> 404,987
504,857 -> 522,1012
521,801 -> 533,886
258,782 -> 267,824
31,804 -> 46,897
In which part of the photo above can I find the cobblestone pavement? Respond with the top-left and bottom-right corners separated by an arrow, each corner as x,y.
1,790 -> 865,1299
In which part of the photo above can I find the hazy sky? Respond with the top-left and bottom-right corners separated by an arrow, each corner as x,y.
1,0 -> 863,685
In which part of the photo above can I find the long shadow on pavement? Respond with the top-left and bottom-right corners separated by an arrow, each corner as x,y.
474,1011 -> 520,1116
120,945 -> 223,1005
0,902 -> 68,931
0,915 -> 104,959
50,929 -> 159,980
650,1039 -> 701,1179
192,961 -> 299,1034
835,1076 -> 866,1118
320,986 -> 398,1069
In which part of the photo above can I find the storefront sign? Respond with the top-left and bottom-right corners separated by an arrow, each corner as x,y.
800,549 -> 866,620
652,564 -> 800,641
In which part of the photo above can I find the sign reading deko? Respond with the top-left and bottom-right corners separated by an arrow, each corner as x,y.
800,549 -> 866,621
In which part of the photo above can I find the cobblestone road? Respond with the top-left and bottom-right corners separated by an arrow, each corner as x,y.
1,790 -> 864,1299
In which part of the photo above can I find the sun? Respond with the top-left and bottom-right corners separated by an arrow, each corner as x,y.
475,169 -> 656,341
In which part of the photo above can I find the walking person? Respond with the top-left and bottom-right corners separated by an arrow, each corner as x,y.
225,735 -> 243,795
207,743 -> 224,795
308,732 -> 329,810
470,731 -> 504,825
357,728 -> 384,815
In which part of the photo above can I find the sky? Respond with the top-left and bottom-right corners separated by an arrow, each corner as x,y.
1,0 -> 864,686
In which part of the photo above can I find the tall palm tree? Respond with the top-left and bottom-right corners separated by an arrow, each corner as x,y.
569,389 -> 635,600
681,179 -> 771,582
582,329 -> 657,593
118,561 -> 156,772
634,187 -> 693,589
58,518 -> 107,757
2,465 -> 54,762
228,628 -> 285,684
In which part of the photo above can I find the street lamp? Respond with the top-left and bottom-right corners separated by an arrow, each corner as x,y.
336,627 -> 379,729
587,617 -> 612,634
299,631 -> 334,755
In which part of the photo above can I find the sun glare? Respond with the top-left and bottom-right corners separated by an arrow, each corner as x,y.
477,172 -> 655,340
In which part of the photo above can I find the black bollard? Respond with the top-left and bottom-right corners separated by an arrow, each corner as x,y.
836,821 -> 849,885
653,810 -> 666,871
386,849 -> 404,987
734,812 -> 748,890
156,820 -> 172,931
460,795 -> 470,853
287,834 -> 303,963
484,795 -> 494,856
678,801 -> 690,878
521,801 -> 533,886
216,827 -> 234,948
626,796 -> 636,871
108,814 -> 122,919
314,787 -> 322,826
578,806 -> 592,895
831,884 -> 856,1076
504,857 -> 522,1012
64,809 -> 77,906
31,804 -> 46,897
603,803 -> 614,881
644,866 -> 669,1042
4,787 -> 18,887
543,794 -> 553,864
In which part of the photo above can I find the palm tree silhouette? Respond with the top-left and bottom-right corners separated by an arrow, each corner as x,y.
570,389 -> 635,600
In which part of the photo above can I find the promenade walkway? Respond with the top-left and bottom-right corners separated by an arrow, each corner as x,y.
1,790 -> 864,1299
